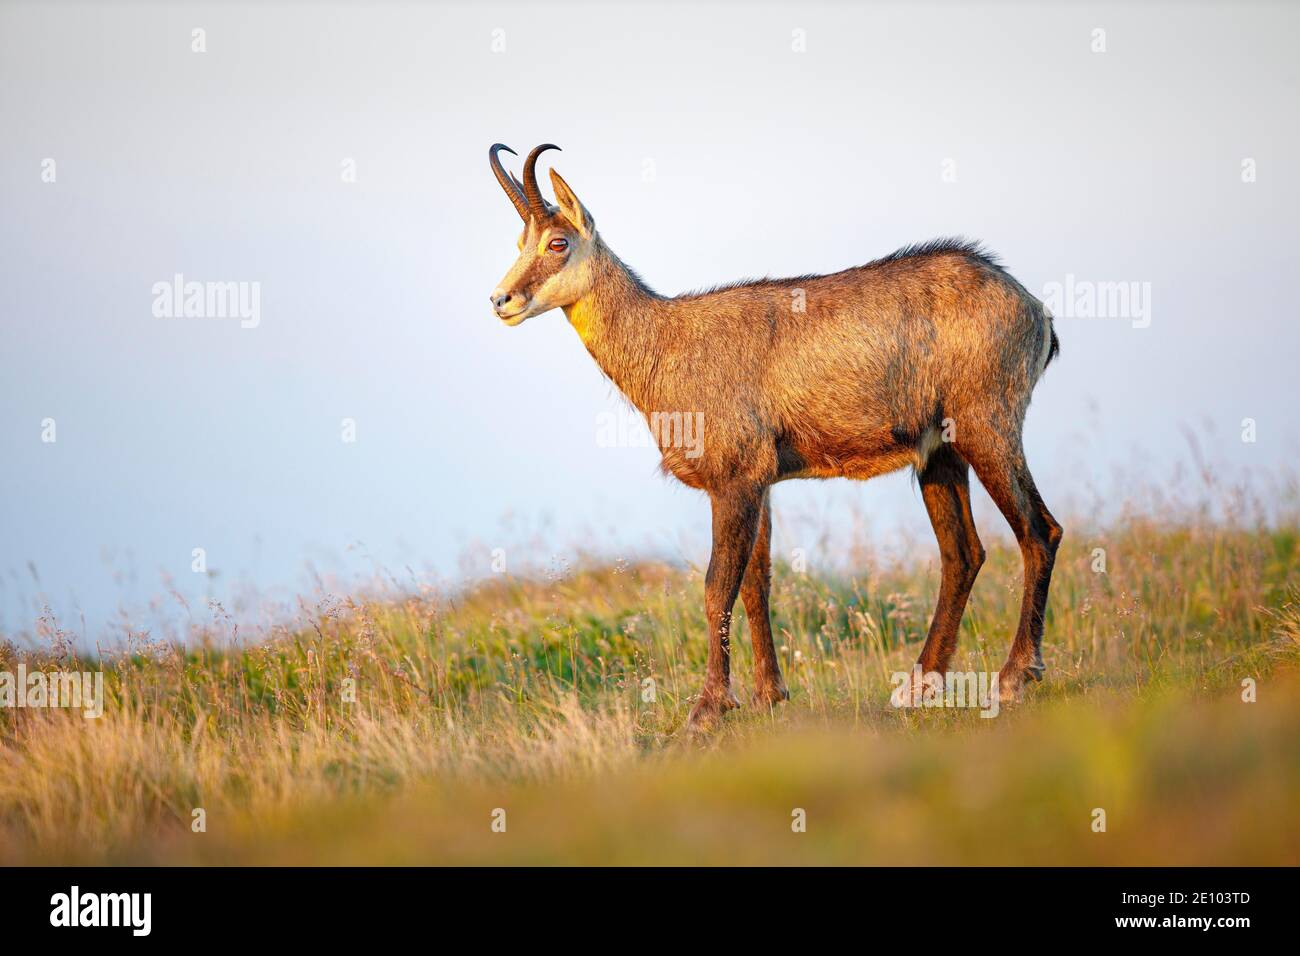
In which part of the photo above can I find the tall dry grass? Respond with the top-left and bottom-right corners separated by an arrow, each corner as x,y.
1,472 -> 1297,864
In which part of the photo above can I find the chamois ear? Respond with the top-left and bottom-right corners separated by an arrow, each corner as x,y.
549,168 -> 594,238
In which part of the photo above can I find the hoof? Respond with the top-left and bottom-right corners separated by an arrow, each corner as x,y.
997,674 -> 1024,704
686,686 -> 740,734
751,681 -> 790,709
997,661 -> 1044,704
1025,650 -> 1046,683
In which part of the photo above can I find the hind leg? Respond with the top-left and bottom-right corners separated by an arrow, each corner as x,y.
915,446 -> 985,675
959,432 -> 1062,701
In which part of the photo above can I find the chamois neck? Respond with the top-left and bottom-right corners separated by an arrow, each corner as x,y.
563,241 -> 666,411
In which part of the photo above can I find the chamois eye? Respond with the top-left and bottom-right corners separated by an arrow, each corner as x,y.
548,237 -> 569,253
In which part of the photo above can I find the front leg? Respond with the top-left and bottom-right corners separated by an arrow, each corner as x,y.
740,491 -> 789,707
687,485 -> 765,733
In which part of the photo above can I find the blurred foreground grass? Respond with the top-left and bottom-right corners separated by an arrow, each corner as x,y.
2,491 -> 1298,864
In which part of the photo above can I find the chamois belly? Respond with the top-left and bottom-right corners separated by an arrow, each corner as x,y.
652,420 -> 938,488
777,426 -> 929,482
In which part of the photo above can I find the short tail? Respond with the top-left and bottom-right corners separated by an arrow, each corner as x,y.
1021,288 -> 1059,382
1044,324 -> 1060,369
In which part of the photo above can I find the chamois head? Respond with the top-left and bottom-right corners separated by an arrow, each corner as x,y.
488,143 -> 597,325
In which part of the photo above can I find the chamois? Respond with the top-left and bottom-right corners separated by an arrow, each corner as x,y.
488,143 -> 1062,732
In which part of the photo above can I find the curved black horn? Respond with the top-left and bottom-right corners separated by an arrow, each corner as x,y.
522,144 -> 561,215
489,144 -> 530,221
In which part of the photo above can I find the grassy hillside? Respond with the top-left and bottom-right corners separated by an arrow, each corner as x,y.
2,491 -> 1298,864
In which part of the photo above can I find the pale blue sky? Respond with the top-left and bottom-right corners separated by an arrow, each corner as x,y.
2,1 -> 1297,645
